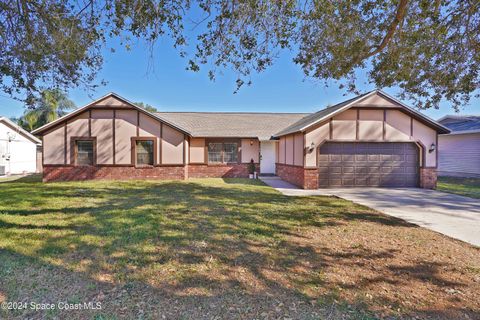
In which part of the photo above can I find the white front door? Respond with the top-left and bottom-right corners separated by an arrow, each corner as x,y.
260,141 -> 276,174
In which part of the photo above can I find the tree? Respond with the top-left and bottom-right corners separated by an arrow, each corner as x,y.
14,89 -> 75,131
1,1 -> 479,111
135,102 -> 158,113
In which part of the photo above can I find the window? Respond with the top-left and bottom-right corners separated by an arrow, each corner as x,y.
136,140 -> 154,166
76,140 -> 94,165
208,141 -> 238,163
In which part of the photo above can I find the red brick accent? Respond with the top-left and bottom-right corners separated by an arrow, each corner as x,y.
276,164 -> 319,189
43,165 -> 186,182
420,167 -> 437,189
303,168 -> 319,189
188,163 -> 259,178
43,163 -> 259,181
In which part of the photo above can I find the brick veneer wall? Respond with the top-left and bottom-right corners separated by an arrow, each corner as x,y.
43,163 -> 258,182
188,163 -> 259,178
303,168 -> 319,189
420,168 -> 437,189
276,164 -> 311,189
43,165 -> 187,182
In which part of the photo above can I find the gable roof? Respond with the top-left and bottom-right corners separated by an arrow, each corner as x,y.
156,112 -> 309,140
31,93 -> 191,136
0,117 -> 41,144
437,115 -> 480,134
274,90 -> 450,136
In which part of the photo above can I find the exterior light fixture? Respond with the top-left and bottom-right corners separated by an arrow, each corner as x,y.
250,139 -> 254,146
429,143 -> 436,153
308,142 -> 315,152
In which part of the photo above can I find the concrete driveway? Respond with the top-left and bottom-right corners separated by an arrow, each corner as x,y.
260,178 -> 480,247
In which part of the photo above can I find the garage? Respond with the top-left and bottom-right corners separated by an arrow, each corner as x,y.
318,142 -> 419,187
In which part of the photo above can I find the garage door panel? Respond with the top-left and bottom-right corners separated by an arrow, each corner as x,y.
318,142 -> 419,188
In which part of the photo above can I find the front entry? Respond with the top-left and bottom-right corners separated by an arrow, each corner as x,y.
260,141 -> 276,174
318,142 -> 419,187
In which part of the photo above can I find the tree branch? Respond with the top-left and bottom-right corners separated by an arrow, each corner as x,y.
365,0 -> 410,59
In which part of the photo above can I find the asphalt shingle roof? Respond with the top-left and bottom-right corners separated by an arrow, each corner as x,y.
155,112 -> 309,140
439,116 -> 480,133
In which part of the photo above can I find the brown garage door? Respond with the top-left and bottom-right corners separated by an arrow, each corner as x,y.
318,142 -> 419,187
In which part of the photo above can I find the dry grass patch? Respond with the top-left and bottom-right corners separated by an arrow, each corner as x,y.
0,176 -> 479,319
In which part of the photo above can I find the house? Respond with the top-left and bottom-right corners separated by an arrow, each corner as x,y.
31,90 -> 449,189
437,115 -> 480,178
0,117 -> 42,175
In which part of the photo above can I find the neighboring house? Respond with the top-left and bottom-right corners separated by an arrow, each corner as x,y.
0,117 -> 42,175
437,115 -> 480,178
32,90 -> 449,189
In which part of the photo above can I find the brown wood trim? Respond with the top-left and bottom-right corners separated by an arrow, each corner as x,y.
292,134 -> 295,165
112,110 -> 116,165
64,123 -> 67,165
88,110 -> 92,137
414,140 -> 427,168
136,110 -> 140,137
159,123 -> 163,165
188,136 -> 191,164
183,134 -> 186,165
329,118 -> 333,139
43,163 -> 187,168
131,137 -> 158,167
284,137 -> 287,164
435,133 -> 438,168
70,136 -> 97,166
410,117 -> 414,139
303,133 -> 306,167
383,110 -> 387,140
356,109 -> 360,140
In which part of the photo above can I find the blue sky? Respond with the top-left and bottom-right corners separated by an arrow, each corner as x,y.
1,36 -> 478,120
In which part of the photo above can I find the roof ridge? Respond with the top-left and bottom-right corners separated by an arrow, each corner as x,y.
155,111 -> 311,115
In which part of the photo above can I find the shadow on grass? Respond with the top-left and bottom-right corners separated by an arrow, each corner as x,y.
0,178 -> 478,319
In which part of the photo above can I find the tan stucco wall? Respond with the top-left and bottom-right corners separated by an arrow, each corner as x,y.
354,94 -> 397,107
42,101 -> 186,166
358,109 -> 383,140
115,109 -> 137,164
190,138 -> 205,163
241,139 -> 259,163
294,133 -> 304,166
91,109 -> 114,164
276,133 -> 303,166
305,122 -> 329,167
95,96 -> 131,107
413,119 -> 437,167
285,135 -> 294,165
162,125 -> 184,164
386,110 -> 410,140
304,107 -> 438,167
278,137 -> 286,163
332,109 -> 356,140
43,125 -> 65,164
66,112 -> 89,164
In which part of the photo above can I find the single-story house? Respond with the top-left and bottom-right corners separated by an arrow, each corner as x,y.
438,115 -> 480,178
32,89 -> 450,189
0,116 -> 42,175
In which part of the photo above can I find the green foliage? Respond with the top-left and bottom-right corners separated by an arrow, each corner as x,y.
14,89 -> 75,131
1,1 -> 479,110
135,102 -> 158,112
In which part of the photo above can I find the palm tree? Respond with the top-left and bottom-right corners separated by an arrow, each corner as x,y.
15,89 -> 75,131
22,110 -> 40,131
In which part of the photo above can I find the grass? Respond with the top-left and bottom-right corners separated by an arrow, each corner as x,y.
0,176 -> 479,319
437,176 -> 480,199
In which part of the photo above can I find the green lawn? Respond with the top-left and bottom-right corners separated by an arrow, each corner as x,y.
437,176 -> 480,199
0,176 -> 479,319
